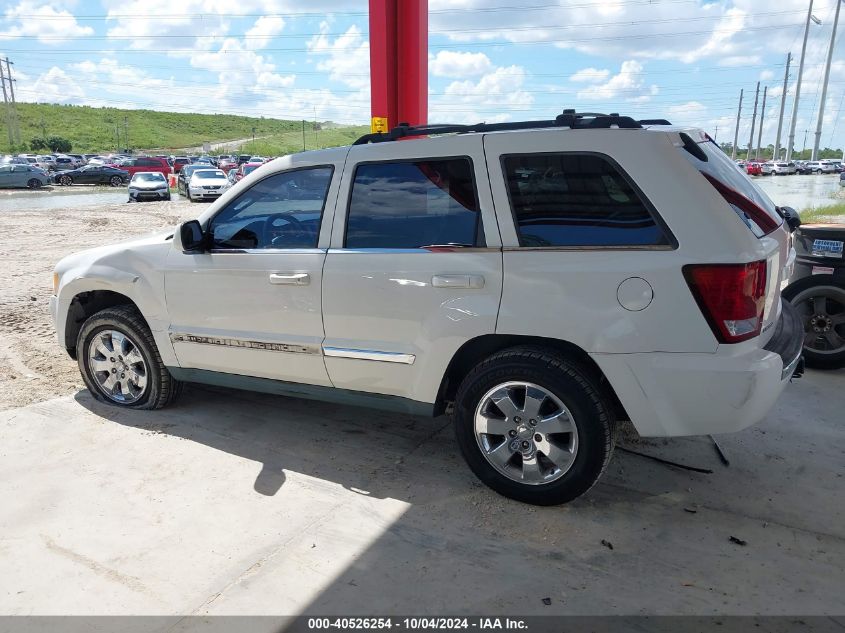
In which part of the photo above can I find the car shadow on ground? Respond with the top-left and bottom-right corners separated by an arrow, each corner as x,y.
69,371 -> 845,615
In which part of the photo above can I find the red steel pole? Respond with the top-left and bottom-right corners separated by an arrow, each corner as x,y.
368,0 -> 427,133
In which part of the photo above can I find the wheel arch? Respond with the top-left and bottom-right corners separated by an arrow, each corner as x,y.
64,290 -> 147,359
434,334 -> 629,421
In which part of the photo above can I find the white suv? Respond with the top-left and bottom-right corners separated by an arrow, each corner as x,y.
50,113 -> 803,505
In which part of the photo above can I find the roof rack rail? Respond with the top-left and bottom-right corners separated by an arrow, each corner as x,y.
353,110 -> 645,145
638,118 -> 673,125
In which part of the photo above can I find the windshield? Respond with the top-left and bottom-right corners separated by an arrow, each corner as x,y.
243,165 -> 259,176
194,170 -> 226,179
132,172 -> 166,183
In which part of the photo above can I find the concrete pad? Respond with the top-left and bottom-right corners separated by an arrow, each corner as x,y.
1,369 -> 843,616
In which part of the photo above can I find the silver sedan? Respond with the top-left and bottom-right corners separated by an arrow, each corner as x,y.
0,164 -> 51,188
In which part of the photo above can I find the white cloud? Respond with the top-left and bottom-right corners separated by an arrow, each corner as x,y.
577,60 -> 658,102
0,0 -> 93,44
307,22 -> 370,90
760,70 -> 775,81
432,65 -> 533,123
245,16 -> 286,51
668,101 -> 707,118
570,68 -> 610,83
429,51 -> 493,78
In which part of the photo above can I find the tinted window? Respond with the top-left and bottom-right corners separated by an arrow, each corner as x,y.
209,167 -> 333,250
137,158 -> 158,167
503,153 -> 668,247
345,158 -> 481,249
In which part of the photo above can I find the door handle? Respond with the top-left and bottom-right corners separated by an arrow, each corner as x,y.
431,274 -> 485,289
269,272 -> 310,286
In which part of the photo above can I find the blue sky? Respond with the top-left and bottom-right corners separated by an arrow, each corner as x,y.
1,0 -> 844,150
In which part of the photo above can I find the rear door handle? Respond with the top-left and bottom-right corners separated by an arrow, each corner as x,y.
431,274 -> 485,289
269,272 -> 310,286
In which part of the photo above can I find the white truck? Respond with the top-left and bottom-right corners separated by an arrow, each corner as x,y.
51,112 -> 803,505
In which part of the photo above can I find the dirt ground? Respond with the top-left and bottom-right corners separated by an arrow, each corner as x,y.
0,189 -> 194,410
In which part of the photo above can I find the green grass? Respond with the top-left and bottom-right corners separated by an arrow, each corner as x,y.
5,102 -> 366,154
801,200 -> 845,223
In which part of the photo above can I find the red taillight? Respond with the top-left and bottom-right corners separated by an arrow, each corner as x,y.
700,173 -> 779,235
684,261 -> 767,344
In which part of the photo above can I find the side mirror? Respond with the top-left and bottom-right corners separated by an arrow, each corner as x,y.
781,206 -> 801,233
178,220 -> 206,252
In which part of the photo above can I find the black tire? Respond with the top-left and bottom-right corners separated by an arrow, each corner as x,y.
452,346 -> 616,505
76,305 -> 183,409
27,178 -> 42,189
110,175 -> 122,187
783,276 -> 845,370
165,193 -> 171,201
60,175 -> 72,186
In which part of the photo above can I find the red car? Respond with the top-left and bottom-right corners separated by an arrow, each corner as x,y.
108,156 -> 171,178
746,162 -> 763,176
170,157 -> 191,173
234,162 -> 265,181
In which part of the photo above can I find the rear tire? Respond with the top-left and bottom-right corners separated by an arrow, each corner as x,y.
452,346 -> 616,505
60,175 -> 72,186
110,176 -> 122,187
77,305 -> 183,409
27,178 -> 42,189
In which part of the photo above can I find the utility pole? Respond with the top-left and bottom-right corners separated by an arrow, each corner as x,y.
0,61 -> 12,148
802,129 -> 809,156
124,115 -> 129,152
756,86 -> 767,159
4,58 -> 20,144
302,120 -> 306,151
40,114 -> 47,139
714,125 -> 719,142
732,89 -> 744,160
812,0 -> 842,160
251,126 -> 256,151
787,0 -> 817,162
748,82 -> 760,160
774,52 -> 791,160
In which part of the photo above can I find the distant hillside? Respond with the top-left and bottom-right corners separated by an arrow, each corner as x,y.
7,102 -> 367,154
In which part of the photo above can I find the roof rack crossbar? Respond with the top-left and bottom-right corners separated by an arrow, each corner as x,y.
353,110 -> 647,145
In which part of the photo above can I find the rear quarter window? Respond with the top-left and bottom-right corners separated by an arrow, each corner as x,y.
501,153 -> 671,248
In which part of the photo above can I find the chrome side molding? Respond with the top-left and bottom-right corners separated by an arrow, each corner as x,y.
322,347 -> 416,365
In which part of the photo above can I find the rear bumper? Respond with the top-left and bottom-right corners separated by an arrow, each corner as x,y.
591,301 -> 802,437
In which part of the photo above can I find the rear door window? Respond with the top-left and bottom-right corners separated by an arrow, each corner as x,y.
345,158 -> 482,249
501,153 -> 670,247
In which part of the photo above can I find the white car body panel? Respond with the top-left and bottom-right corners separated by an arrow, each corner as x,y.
51,129 -> 797,438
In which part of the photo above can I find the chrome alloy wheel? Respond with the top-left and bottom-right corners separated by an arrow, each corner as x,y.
86,329 -> 148,404
474,381 -> 578,485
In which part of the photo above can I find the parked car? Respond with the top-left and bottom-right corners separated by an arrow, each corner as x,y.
217,155 -> 238,172
840,171 -> 845,187
49,113 -> 803,505
36,155 -> 56,171
0,164 -> 51,188
822,160 -> 843,173
55,165 -> 130,187
107,156 -> 171,178
176,164 -> 207,197
237,154 -> 252,165
128,171 -> 171,202
52,156 -> 76,171
805,161 -> 836,174
169,157 -> 191,174
746,162 -> 762,176
186,168 -> 230,202
234,161 -> 264,181
771,161 -> 797,175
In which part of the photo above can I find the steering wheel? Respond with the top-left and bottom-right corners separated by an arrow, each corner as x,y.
264,213 -> 306,247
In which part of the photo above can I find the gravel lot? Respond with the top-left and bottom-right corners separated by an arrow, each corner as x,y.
0,189 -> 193,410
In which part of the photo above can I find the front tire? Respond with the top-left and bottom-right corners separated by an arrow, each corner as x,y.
60,175 -> 72,186
110,176 -> 123,187
27,178 -> 42,189
452,347 -> 616,505
77,305 -> 183,409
